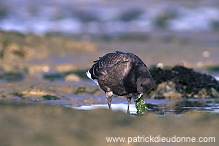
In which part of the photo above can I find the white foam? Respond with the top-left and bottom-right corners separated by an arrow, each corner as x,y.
71,103 -> 137,114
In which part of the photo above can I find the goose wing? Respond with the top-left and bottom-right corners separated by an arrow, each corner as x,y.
89,52 -> 131,79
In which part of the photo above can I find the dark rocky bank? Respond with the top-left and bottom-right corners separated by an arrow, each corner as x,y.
148,65 -> 219,99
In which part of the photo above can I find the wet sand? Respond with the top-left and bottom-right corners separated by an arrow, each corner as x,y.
0,103 -> 218,146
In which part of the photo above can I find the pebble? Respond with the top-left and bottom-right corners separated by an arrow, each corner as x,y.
65,74 -> 81,82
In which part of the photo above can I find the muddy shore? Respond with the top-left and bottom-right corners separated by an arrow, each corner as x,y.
0,103 -> 218,146
0,31 -> 219,109
0,31 -> 219,145
0,31 -> 219,101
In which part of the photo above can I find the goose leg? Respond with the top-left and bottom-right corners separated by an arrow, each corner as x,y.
127,96 -> 132,114
106,91 -> 113,110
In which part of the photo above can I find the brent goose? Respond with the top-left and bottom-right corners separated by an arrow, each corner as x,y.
86,51 -> 154,113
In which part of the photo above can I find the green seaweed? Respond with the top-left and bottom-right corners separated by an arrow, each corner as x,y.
74,87 -> 100,95
43,69 -> 88,81
42,95 -> 61,100
206,65 -> 219,72
149,65 -> 219,99
0,72 -> 24,82
13,92 -> 25,98
133,96 -> 148,115
43,73 -> 64,81
63,69 -> 88,79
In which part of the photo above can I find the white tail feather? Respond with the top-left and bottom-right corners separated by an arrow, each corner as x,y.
86,70 -> 99,85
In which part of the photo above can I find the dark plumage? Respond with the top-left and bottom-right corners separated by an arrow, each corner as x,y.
86,51 -> 154,113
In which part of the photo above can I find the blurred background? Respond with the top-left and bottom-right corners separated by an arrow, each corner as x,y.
1,0 -> 219,35
0,0 -> 219,67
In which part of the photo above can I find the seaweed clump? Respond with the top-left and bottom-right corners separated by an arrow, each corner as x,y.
148,65 -> 219,99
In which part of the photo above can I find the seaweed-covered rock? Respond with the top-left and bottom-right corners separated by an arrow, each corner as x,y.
148,65 -> 219,99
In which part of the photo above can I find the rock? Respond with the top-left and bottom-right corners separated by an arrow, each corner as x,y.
148,65 -> 219,99
65,74 -> 81,82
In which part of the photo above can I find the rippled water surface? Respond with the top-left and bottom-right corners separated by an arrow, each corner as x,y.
68,98 -> 219,115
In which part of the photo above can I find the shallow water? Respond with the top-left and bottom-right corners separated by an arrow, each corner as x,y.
67,97 -> 219,115
0,103 -> 218,146
19,75 -> 219,115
